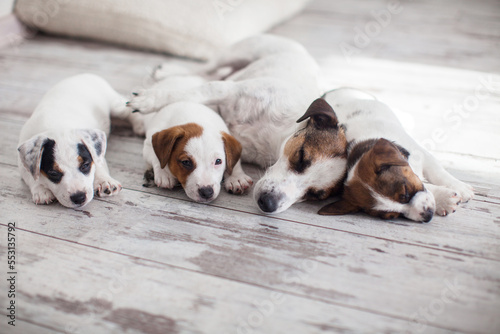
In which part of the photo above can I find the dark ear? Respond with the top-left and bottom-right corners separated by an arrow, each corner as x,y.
221,131 -> 242,175
371,138 -> 409,173
296,98 -> 339,130
318,199 -> 360,215
152,127 -> 185,169
18,135 -> 46,180
76,129 -> 107,164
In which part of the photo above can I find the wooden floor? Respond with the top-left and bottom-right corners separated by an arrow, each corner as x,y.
1,0 -> 500,333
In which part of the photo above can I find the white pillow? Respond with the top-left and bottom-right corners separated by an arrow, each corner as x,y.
15,0 -> 311,60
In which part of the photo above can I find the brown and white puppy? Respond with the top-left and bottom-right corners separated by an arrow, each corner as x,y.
140,76 -> 252,202
254,98 -> 347,213
319,88 -> 474,222
127,35 -> 347,213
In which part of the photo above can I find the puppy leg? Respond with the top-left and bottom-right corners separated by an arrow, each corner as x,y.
224,161 -> 253,195
153,63 -> 193,81
93,159 -> 122,197
19,168 -> 56,204
110,94 -> 146,136
425,183 -> 461,216
128,80 -> 236,114
422,153 -> 474,202
143,140 -> 178,188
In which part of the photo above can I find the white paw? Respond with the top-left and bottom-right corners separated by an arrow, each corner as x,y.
154,169 -> 178,189
152,63 -> 190,81
434,187 -> 461,216
32,186 -> 56,205
224,173 -> 253,195
126,89 -> 159,114
452,181 -> 474,203
94,177 -> 122,197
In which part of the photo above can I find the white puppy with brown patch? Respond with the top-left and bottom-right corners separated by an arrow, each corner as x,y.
127,34 -> 348,213
319,88 -> 475,222
138,75 -> 252,203
17,73 -> 136,209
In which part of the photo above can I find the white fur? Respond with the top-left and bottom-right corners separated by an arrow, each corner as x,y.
127,35 -> 331,212
18,73 -> 133,208
324,88 -> 474,220
137,75 -> 252,202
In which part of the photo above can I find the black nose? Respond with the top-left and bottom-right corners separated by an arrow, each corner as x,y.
198,186 -> 214,200
421,208 -> 434,223
258,193 -> 279,213
70,191 -> 87,205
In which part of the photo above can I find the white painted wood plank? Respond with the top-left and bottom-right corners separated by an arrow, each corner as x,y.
0,227 -> 457,334
1,163 -> 499,333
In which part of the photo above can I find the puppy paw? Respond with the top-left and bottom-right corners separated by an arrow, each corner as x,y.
224,173 -> 253,195
152,63 -> 190,81
433,187 -> 461,216
452,181 -> 474,203
154,169 -> 178,189
126,89 -> 159,114
94,177 -> 122,197
32,186 -> 56,205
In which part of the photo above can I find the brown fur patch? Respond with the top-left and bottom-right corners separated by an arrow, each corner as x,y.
283,123 -> 347,200
221,132 -> 242,175
344,139 -> 424,217
152,123 -> 203,187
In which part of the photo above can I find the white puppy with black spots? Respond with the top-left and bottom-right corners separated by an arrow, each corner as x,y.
17,73 -> 138,209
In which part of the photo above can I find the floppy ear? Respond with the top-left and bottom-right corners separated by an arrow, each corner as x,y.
17,135 -> 47,180
296,98 -> 339,130
76,129 -> 107,165
318,198 -> 360,216
371,138 -> 409,173
221,131 -> 242,175
152,127 -> 185,169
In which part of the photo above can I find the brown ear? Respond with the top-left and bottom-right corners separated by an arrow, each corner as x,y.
371,138 -> 409,173
152,127 -> 185,169
296,98 -> 339,130
221,132 -> 242,175
318,199 -> 360,215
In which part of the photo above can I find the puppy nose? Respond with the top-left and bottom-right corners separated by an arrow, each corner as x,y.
70,191 -> 87,205
421,208 -> 434,223
198,186 -> 214,200
258,193 -> 279,213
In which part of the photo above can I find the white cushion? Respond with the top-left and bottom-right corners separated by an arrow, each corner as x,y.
14,0 -> 310,60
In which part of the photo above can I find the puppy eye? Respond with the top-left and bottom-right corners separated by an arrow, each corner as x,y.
399,186 -> 410,203
215,159 -> 222,165
376,164 -> 391,175
80,162 -> 91,173
48,170 -> 60,177
180,159 -> 193,170
47,170 -> 63,182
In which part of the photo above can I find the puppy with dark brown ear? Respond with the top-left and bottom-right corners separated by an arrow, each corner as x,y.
140,76 -> 252,203
253,98 -> 348,213
318,88 -> 474,222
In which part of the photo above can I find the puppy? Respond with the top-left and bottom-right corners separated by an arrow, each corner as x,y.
127,34 -> 347,213
318,88 -> 475,222
18,73 -> 136,208
138,75 -> 252,203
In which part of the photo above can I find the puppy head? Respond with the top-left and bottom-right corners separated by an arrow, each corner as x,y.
254,98 -> 347,214
152,123 -> 241,203
319,138 -> 435,222
18,129 -> 107,208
